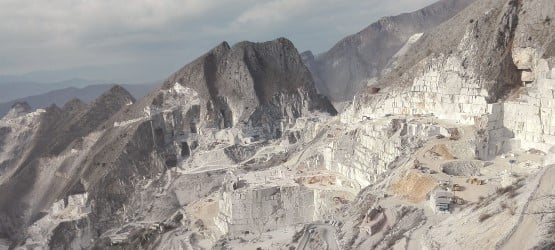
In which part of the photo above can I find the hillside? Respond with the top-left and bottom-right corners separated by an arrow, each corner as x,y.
304,0 -> 475,102
0,0 -> 554,249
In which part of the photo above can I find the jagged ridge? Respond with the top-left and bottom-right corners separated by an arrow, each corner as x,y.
305,0 -> 475,102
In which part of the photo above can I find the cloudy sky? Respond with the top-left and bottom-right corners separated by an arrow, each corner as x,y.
0,0 -> 437,83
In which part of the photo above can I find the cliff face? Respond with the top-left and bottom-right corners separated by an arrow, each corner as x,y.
335,1 -> 555,248
158,38 -> 336,138
305,0 -> 475,102
347,0 -> 555,155
1,1 -> 554,249
0,38 -> 337,248
0,86 -> 135,240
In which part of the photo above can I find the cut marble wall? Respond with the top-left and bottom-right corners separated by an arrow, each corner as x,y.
217,183 -> 315,235
346,55 -> 490,126
503,48 -> 555,152
345,46 -> 555,158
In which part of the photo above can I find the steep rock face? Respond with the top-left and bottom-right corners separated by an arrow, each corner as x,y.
3,101 -> 32,119
0,106 -> 44,177
335,1 -> 555,248
0,86 -> 134,241
0,83 -> 155,118
345,0 -> 555,162
75,39 -> 335,248
158,38 -> 336,138
500,0 -> 555,152
0,38 -> 337,248
2,2 -> 553,248
38,86 -> 135,156
346,0 -> 527,156
306,0 -> 475,101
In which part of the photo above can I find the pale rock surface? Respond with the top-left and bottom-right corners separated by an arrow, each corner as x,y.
1,0 -> 555,249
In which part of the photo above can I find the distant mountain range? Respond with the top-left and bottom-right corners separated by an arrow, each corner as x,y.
303,0 -> 475,102
0,83 -> 156,117
0,79 -> 103,103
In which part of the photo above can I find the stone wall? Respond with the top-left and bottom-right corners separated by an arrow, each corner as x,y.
217,184 -> 315,235
347,47 -> 555,157
349,55 -> 490,126
323,118 -> 448,187
503,49 -> 555,152
325,123 -> 402,188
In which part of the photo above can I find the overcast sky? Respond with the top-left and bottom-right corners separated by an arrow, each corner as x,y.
0,0 -> 437,83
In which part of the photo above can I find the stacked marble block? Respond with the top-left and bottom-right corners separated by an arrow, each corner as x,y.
361,50 -> 555,155
217,184 -> 315,235
322,120 -> 403,188
366,56 -> 489,126
325,118 -> 451,188
504,49 -> 555,152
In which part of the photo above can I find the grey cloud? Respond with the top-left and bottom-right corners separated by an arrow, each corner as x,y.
0,0 -> 437,83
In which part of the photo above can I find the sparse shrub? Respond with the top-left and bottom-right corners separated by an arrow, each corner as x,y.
508,206 -> 516,215
292,228 -> 304,243
448,128 -> 461,140
508,0 -> 521,6
496,186 -> 509,195
385,232 -> 407,249
469,19 -> 475,23
508,189 -> 519,198
479,213 -> 493,222
496,182 -> 523,198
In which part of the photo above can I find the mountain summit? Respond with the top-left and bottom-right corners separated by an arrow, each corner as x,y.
4,101 -> 32,119
157,38 -> 336,136
0,38 -> 336,248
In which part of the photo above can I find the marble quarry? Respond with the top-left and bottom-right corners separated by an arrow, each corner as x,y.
1,0 -> 554,249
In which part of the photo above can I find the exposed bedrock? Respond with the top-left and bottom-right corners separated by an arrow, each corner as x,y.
303,0 -> 475,101
155,38 -> 336,140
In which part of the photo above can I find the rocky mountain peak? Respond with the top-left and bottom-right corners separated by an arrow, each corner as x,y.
306,0 -> 475,102
96,85 -> 135,106
77,85 -> 135,126
11,101 -> 31,111
5,101 -> 32,118
165,37 -> 322,99
1,101 -> 36,120
300,50 -> 315,61
61,98 -> 87,114
213,41 -> 231,53
154,37 -> 335,137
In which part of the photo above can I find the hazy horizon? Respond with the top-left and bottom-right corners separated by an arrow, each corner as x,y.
0,0 -> 437,84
